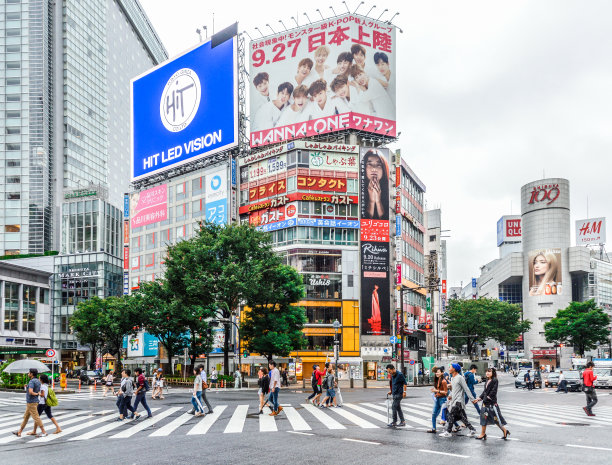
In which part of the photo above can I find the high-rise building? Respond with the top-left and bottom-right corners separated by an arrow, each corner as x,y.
0,0 -> 166,257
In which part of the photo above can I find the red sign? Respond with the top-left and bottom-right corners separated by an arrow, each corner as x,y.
297,175 -> 347,192
249,203 -> 297,226
360,219 -> 389,242
123,221 -> 130,244
442,280 -> 447,294
248,178 -> 287,202
396,264 -> 401,284
123,247 -> 129,270
528,184 -> 560,206
531,349 -> 556,358
506,219 -> 521,237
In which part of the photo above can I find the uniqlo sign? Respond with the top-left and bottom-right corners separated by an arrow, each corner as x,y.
506,219 -> 521,237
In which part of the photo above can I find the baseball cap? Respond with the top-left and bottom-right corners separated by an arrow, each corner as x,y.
451,363 -> 462,373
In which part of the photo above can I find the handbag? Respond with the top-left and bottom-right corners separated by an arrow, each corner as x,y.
202,381 -> 209,390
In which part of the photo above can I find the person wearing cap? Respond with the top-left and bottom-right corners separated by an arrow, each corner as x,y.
440,363 -> 476,438
13,368 -> 47,438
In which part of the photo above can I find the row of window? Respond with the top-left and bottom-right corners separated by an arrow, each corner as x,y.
270,227 -> 359,247
3,282 -> 41,332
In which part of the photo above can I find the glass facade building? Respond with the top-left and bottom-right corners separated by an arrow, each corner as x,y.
0,0 -> 166,257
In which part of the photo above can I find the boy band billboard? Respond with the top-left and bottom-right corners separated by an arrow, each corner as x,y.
360,147 -> 391,335
528,248 -> 562,297
249,14 -> 396,147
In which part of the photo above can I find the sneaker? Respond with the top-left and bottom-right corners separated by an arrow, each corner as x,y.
387,423 -> 397,428
115,418 -> 123,422
398,422 -> 406,427
439,431 -> 452,438
583,407 -> 590,416
466,430 -> 476,437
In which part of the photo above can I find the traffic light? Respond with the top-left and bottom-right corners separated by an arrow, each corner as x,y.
417,323 -> 432,333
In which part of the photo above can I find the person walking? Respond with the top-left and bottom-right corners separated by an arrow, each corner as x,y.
440,363 -> 476,438
12,369 -> 47,438
386,364 -> 407,428
281,368 -> 289,387
29,374 -> 61,435
116,369 -> 136,422
258,367 -> 270,414
583,361 -> 598,416
103,371 -> 115,397
556,370 -> 568,393
210,368 -> 218,389
465,365 -> 481,414
151,369 -> 165,400
319,367 -> 336,408
524,369 -> 532,390
268,360 -> 283,416
130,368 -> 152,420
190,367 -> 205,417
306,365 -> 323,405
428,367 -> 448,433
473,367 -> 509,440
198,365 -> 214,414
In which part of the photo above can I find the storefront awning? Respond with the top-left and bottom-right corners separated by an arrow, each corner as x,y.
337,357 -> 363,364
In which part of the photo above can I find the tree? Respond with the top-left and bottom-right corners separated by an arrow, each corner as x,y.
71,297 -> 106,369
545,300 -> 611,356
179,303 -> 214,372
165,221 -> 285,375
98,296 -> 140,372
442,298 -> 531,357
131,280 -> 189,374
241,264 -> 307,361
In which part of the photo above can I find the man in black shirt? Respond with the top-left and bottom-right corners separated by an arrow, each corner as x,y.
386,364 -> 407,428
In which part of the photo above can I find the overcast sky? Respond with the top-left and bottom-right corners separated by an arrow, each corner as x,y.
140,0 -> 612,287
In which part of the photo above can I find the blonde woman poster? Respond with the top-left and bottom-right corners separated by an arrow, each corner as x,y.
528,249 -> 562,296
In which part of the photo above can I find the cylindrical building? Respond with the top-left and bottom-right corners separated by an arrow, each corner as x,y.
521,178 -> 571,357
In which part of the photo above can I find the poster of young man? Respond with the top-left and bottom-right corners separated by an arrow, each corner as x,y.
249,14 -> 397,147
360,146 -> 391,335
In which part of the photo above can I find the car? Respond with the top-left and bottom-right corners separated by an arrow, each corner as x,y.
514,370 -> 542,389
79,370 -> 101,385
545,372 -> 560,388
562,370 -> 583,391
594,369 -> 612,389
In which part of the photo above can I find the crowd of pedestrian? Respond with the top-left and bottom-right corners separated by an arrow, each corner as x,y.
305,362 -> 342,409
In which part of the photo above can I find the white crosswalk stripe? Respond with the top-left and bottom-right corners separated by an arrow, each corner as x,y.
186,405 -> 227,435
0,401 -> 609,445
224,404 -> 249,433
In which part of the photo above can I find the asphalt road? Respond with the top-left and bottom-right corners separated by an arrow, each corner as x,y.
0,374 -> 611,465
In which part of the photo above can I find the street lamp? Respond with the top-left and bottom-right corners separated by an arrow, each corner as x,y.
333,319 -> 341,381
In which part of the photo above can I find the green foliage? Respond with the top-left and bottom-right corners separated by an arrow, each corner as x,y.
0,251 -> 58,261
241,264 -> 307,361
442,298 -> 531,356
544,300 -> 611,356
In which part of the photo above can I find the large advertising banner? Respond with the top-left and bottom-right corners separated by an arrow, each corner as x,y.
132,34 -> 238,181
249,14 -> 396,147
527,248 -> 563,297
360,147 -> 391,335
205,167 -> 228,225
130,184 -> 168,229
576,217 -> 606,245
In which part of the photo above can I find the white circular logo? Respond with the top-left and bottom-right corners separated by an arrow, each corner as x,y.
159,68 -> 201,132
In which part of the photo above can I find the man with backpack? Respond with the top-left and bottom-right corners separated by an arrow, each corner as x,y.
524,370 -> 533,390
306,364 -> 324,406
130,367 -> 152,420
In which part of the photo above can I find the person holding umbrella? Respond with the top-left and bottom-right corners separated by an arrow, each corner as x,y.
13,368 -> 47,438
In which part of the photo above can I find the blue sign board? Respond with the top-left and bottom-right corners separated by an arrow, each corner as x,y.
396,214 -> 401,237
231,158 -> 237,187
131,36 -> 238,181
496,217 -> 504,246
472,278 -> 477,288
297,219 -> 360,228
123,193 -> 130,219
256,219 -> 297,232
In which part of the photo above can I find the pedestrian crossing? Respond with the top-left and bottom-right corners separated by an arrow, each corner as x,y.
0,401 -> 611,445
0,391 -> 114,407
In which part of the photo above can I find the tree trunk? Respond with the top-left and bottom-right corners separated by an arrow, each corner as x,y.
223,322 -> 230,376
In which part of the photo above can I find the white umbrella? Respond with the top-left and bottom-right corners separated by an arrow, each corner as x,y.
2,359 -> 50,374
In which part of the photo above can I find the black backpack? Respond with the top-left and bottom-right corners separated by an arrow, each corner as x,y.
322,375 -> 329,390
311,371 -> 318,388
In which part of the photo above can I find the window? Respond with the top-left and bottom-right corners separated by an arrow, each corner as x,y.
176,225 -> 185,239
176,182 -> 186,199
6,110 -> 20,118
6,76 -> 20,83
146,232 -> 156,250
5,225 -> 20,232
304,305 -> 342,324
429,235 -> 436,242
145,253 -> 155,267
298,150 -> 309,167
6,143 -> 20,150
192,199 -> 203,217
303,273 -> 342,299
7,0 -> 21,4
131,256 -> 140,270
4,283 -> 19,330
6,95 -> 20,102
6,177 -> 20,184
5,29 -> 20,37
131,236 -> 141,252
192,177 -> 202,193
7,193 -> 20,200
6,159 -> 20,166
5,128 -> 20,137
5,61 -> 20,68
6,12 -> 20,20
305,336 -> 335,351
176,203 -> 188,220
22,286 -> 36,332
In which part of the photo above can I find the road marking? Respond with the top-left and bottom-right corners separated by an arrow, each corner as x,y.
28,410 -> 114,443
224,405 -> 249,433
0,410 -> 85,437
287,430 -> 314,436
109,407 -> 176,438
344,403 -> 401,425
259,407 -> 277,432
186,405 -> 227,435
342,438 -> 380,445
502,406 -> 605,426
332,407 -> 379,428
365,403 -> 430,427
565,444 -> 612,451
149,412 -> 193,437
283,406 -> 311,431
419,449 -> 469,458
71,408 -> 161,440
301,404 -> 346,429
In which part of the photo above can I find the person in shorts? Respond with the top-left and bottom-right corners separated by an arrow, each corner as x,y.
29,374 -> 62,435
